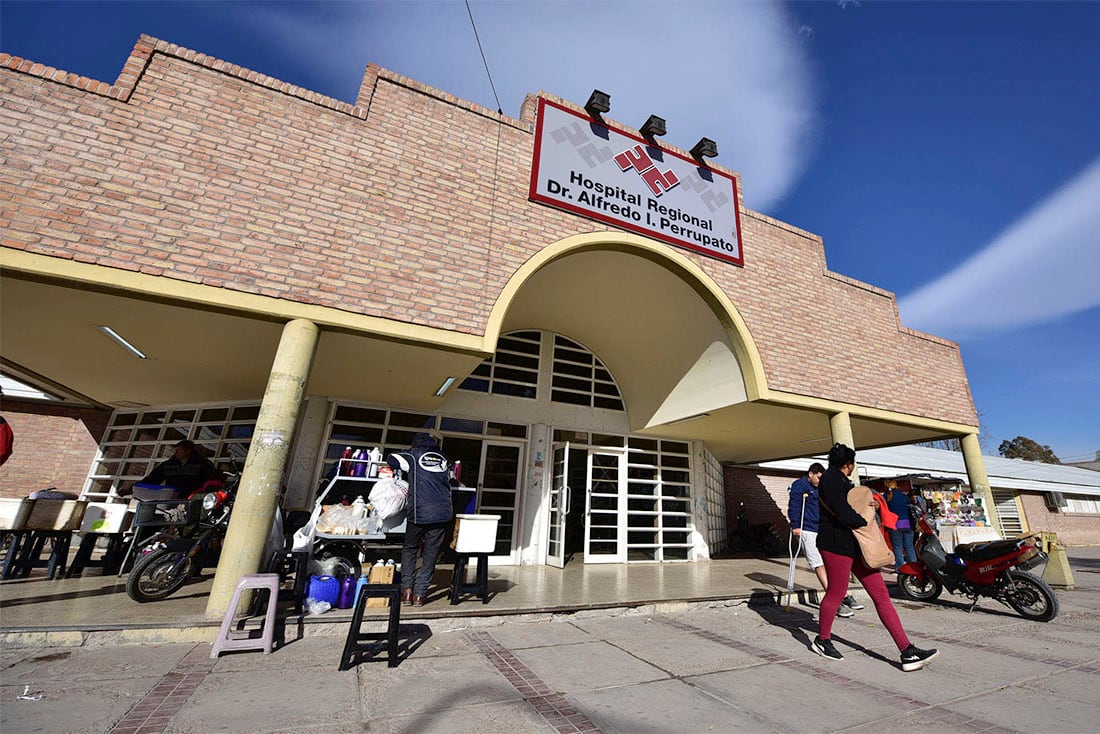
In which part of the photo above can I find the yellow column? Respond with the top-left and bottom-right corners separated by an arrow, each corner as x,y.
829,411 -> 859,480
205,319 -> 319,619
960,433 -> 1000,532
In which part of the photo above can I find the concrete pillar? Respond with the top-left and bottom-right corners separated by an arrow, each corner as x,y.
828,411 -> 859,480
960,433 -> 1001,533
205,319 -> 319,618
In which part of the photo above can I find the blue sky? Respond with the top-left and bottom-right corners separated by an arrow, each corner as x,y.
2,1 -> 1097,462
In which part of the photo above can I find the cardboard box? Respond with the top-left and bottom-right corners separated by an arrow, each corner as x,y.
365,564 -> 395,608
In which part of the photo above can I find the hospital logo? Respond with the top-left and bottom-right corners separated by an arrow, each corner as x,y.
614,145 -> 680,197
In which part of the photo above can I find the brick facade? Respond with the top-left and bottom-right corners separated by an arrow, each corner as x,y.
0,400 -> 111,499
1018,492 -> 1099,547
723,466 -> 797,536
1,35 -> 977,427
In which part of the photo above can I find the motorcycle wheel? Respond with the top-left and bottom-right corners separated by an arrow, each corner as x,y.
316,542 -> 362,578
126,548 -> 194,603
897,572 -> 943,602
1004,570 -> 1059,622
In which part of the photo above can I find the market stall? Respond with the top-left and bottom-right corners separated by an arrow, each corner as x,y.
870,473 -> 999,552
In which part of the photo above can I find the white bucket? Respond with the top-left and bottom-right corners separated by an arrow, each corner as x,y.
453,514 -> 500,553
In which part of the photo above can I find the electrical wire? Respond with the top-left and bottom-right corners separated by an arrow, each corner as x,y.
465,0 -> 503,114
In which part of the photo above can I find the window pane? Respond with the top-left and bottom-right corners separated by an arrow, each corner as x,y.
334,406 -> 387,424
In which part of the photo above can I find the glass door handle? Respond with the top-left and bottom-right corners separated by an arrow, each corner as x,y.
563,485 -> 571,515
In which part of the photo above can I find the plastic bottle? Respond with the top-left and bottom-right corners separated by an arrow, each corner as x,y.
350,495 -> 368,533
368,446 -> 382,477
337,575 -> 356,609
350,449 -> 365,477
340,446 -> 354,475
353,572 -> 371,608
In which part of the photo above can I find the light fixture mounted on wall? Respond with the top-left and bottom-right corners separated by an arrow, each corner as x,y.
584,89 -> 611,119
96,325 -> 147,359
639,115 -> 666,141
433,377 -> 456,397
689,137 -> 719,161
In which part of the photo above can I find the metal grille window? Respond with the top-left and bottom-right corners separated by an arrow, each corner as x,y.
625,437 -> 694,562
459,330 -> 541,398
551,335 -> 624,411
990,488 -> 1025,535
82,402 -> 260,501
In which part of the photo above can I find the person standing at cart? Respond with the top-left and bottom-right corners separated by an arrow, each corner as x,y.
134,439 -> 217,496
387,429 -> 454,607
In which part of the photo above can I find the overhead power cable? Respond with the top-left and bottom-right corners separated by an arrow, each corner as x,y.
465,0 -> 503,114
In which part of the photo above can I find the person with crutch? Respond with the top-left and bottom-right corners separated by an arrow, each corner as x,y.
787,463 -> 861,617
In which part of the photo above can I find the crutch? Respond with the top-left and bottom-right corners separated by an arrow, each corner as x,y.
785,492 -> 808,610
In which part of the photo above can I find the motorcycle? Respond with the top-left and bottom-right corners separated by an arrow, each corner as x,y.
729,502 -> 783,556
125,472 -> 237,603
896,508 -> 1059,621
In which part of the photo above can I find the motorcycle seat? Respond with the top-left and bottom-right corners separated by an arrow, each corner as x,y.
953,538 -> 1021,562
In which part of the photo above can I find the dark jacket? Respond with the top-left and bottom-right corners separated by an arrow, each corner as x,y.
816,467 -> 868,558
387,433 -> 453,525
141,454 -> 216,495
787,476 -> 820,533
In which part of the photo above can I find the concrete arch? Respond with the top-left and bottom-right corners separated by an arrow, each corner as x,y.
484,232 -> 769,402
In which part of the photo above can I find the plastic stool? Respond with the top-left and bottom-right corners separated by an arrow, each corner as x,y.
339,583 -> 402,670
450,552 -> 490,604
210,573 -> 281,658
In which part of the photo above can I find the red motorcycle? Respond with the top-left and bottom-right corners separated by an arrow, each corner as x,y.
897,510 -> 1059,621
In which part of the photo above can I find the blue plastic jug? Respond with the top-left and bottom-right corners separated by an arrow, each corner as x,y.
306,575 -> 339,607
353,574 -> 371,608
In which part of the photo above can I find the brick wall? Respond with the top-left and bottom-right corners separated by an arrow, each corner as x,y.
0,401 -> 110,499
723,466 -> 798,535
1,35 -> 977,427
1018,492 -> 1100,547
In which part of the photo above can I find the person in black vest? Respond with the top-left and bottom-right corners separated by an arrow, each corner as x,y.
387,430 -> 453,607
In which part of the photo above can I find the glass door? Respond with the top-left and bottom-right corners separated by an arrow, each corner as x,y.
547,443 -> 571,568
584,448 -> 626,563
477,441 -> 524,558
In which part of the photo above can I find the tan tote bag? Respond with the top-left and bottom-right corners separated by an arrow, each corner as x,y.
847,485 -> 896,570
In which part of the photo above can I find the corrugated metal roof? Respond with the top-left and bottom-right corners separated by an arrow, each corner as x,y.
750,445 -> 1100,497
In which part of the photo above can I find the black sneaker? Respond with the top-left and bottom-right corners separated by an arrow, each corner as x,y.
836,605 -> 854,618
842,595 -> 865,611
900,644 -> 939,672
812,636 -> 844,661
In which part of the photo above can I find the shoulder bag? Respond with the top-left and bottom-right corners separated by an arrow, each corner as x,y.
821,485 -> 895,570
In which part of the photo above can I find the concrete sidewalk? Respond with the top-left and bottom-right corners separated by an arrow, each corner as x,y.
2,551 -> 1098,733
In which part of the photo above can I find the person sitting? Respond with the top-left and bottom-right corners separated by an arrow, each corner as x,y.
134,440 -> 217,497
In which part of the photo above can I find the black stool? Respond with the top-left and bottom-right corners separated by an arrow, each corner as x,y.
339,582 -> 402,670
450,552 -> 490,605
1,530 -> 72,579
268,549 -> 310,615
66,533 -> 125,577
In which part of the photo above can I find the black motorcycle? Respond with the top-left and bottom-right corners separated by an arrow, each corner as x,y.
729,502 -> 783,556
125,474 -> 237,602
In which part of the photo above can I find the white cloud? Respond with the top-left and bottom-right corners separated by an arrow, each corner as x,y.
244,1 -> 817,211
899,156 -> 1100,338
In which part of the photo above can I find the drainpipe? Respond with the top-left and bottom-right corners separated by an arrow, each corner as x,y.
205,319 -> 319,619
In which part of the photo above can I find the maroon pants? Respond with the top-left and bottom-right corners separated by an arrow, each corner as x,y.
819,549 -> 910,651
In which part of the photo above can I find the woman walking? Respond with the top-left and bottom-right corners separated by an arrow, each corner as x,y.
811,443 -> 940,671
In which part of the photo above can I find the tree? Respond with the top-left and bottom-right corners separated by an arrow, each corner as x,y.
998,436 -> 1061,464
